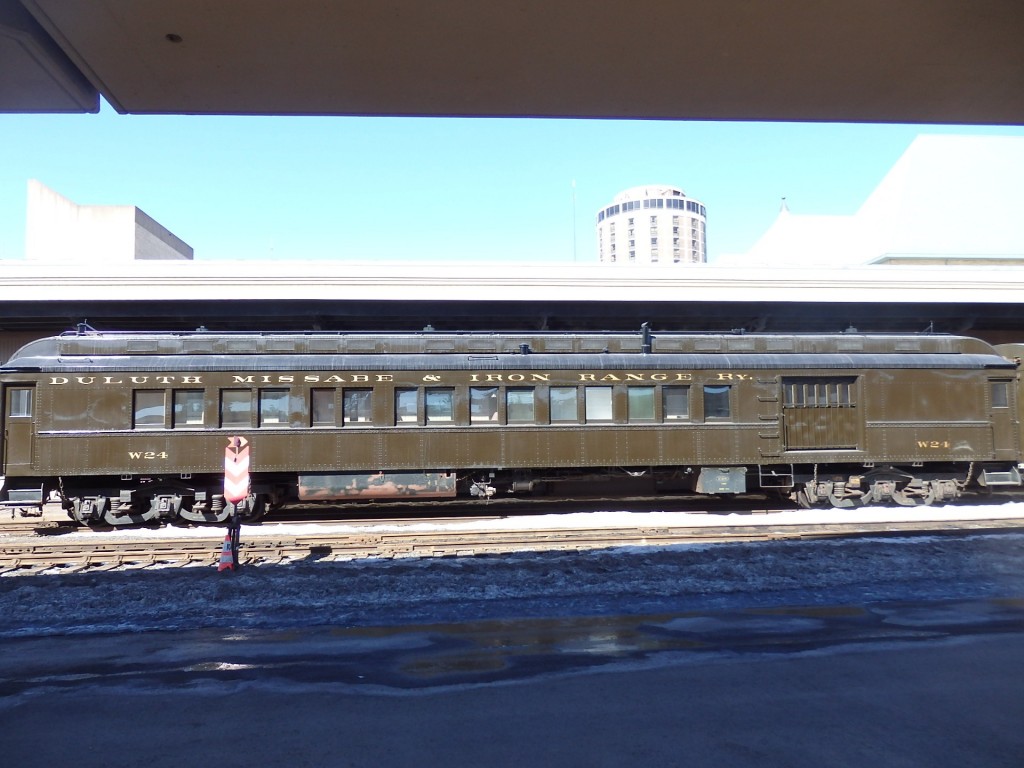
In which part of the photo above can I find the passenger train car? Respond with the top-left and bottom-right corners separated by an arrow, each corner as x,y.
1,328 -> 1021,526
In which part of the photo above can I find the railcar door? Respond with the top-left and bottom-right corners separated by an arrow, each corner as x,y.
2,384 -> 35,473
988,378 -> 1019,458
780,376 -> 860,451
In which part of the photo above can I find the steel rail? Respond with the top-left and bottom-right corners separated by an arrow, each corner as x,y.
3,517 -> 1024,576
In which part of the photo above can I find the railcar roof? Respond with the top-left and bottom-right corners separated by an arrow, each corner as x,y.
1,331 -> 1016,372
2,354 -> 1015,375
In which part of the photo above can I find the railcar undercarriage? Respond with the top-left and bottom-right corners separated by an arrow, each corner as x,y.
48,460 -> 1024,526
788,462 -> 1022,508
59,477 -> 276,527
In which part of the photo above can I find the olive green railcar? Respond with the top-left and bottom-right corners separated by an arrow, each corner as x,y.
1,330 -> 1021,526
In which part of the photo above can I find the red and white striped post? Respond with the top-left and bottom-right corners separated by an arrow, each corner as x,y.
219,436 -> 250,571
224,436 -> 250,506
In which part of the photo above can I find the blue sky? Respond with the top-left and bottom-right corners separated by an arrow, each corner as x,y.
2,103 -> 1022,263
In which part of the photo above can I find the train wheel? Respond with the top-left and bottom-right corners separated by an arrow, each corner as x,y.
828,493 -> 859,509
102,498 -> 161,526
891,488 -> 920,507
179,506 -> 231,524
223,493 -> 266,523
919,485 -> 937,506
239,494 -> 267,522
924,479 -> 959,505
794,487 -> 817,509
69,496 -> 104,525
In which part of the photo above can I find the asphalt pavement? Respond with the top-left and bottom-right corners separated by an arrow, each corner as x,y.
2,598 -> 1023,767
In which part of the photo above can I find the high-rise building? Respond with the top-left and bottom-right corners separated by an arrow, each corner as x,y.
596,185 -> 707,265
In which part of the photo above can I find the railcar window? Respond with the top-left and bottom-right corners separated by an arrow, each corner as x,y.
343,389 -> 373,424
840,383 -> 852,405
789,384 -> 805,407
470,387 -> 498,422
426,388 -> 455,423
584,386 -> 613,422
809,385 -> 824,406
507,387 -> 535,423
258,389 -> 289,427
783,378 -> 856,408
395,388 -> 418,424
703,385 -> 732,420
992,381 -> 1010,408
550,386 -> 578,422
663,386 -> 690,420
173,390 -> 205,427
628,386 -> 655,421
311,388 -> 335,426
221,390 -> 252,428
133,390 -> 165,430
8,388 -> 32,417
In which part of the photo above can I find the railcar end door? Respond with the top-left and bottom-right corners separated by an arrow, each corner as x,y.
989,379 -> 1019,459
2,385 -> 35,473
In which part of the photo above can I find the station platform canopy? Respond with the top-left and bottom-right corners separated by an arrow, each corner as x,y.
2,261 -> 1024,345
2,1 -> 1023,125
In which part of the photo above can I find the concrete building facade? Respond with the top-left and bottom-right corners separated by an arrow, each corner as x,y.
596,185 -> 707,265
25,180 -> 192,262
722,134 -> 1024,268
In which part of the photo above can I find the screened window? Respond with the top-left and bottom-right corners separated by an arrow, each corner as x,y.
627,386 -> 655,421
426,388 -> 454,423
783,378 -> 856,408
259,389 -> 289,427
584,386 -> 613,422
395,388 -> 418,424
311,389 -> 335,426
220,390 -> 252,428
507,388 -> 535,423
703,385 -> 732,420
173,390 -> 205,427
343,389 -> 373,424
550,386 -> 578,422
782,377 -> 860,451
992,381 -> 1010,409
470,387 -> 498,422
133,390 -> 165,430
8,388 -> 32,417
663,386 -> 690,420
789,385 -> 805,407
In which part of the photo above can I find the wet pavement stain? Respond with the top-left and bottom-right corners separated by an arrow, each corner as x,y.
1,596 -> 1023,696
399,652 -> 511,679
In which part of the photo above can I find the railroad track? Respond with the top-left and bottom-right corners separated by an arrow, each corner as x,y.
3,516 -> 1024,576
